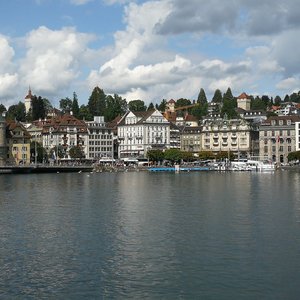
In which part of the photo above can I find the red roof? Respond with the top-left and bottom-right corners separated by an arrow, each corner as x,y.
168,99 -> 176,104
237,92 -> 250,99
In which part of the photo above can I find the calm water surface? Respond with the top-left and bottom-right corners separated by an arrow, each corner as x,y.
1,170 -> 300,299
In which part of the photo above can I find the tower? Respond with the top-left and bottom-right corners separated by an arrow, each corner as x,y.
237,92 -> 251,111
0,112 -> 7,166
24,87 -> 33,114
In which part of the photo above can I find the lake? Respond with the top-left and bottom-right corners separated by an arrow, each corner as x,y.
1,170 -> 300,299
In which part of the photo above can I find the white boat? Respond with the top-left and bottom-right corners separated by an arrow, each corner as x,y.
246,159 -> 276,172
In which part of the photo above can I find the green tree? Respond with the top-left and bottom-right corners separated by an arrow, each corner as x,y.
175,98 -> 192,108
0,104 -> 7,115
105,94 -> 127,122
157,99 -> 167,112
251,96 -> 264,110
274,95 -> 282,106
290,92 -> 300,103
288,151 -> 300,162
72,92 -> 80,118
31,96 -> 46,121
69,146 -> 85,159
59,97 -> 73,112
128,99 -> 146,112
78,104 -> 92,120
284,94 -> 290,102
43,98 -> 53,114
164,148 -> 182,164
146,149 -> 164,162
88,86 -> 107,117
30,141 -> 47,163
6,102 -> 26,121
197,88 -> 208,105
181,151 -> 194,162
147,102 -> 154,110
221,88 -> 237,118
198,151 -> 215,160
212,89 -> 223,103
191,103 -> 208,119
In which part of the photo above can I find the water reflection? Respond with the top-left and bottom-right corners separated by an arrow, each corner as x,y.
1,171 -> 300,298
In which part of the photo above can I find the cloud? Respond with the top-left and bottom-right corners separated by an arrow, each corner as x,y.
155,0 -> 300,37
70,0 -> 93,5
0,35 -> 19,101
19,26 -> 94,96
276,77 -> 300,92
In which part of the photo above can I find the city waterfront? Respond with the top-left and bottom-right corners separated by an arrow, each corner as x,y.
1,170 -> 300,299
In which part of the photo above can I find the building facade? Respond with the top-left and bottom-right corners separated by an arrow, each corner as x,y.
85,116 -> 114,160
201,118 -> 259,157
42,114 -> 88,161
180,126 -> 202,153
259,116 -> 300,163
6,121 -> 31,165
117,109 -> 170,159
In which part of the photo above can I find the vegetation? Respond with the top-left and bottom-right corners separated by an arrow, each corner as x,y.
287,151 -> 300,162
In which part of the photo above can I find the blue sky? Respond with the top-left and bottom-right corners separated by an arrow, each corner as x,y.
0,0 -> 300,108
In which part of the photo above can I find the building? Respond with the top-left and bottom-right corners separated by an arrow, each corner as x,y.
6,120 -> 31,165
0,113 -> 7,165
237,92 -> 251,111
42,114 -> 88,161
117,109 -> 170,159
296,122 -> 300,152
201,118 -> 259,157
181,126 -> 202,154
85,116 -> 114,160
259,116 -> 300,163
24,88 -> 33,115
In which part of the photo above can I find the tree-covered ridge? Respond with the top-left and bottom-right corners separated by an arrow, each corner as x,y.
2,87 -> 300,122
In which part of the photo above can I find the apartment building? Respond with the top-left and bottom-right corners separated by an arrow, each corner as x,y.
259,116 -> 300,163
201,118 -> 259,157
117,109 -> 170,158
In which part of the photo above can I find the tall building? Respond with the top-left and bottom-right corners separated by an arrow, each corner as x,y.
237,92 -> 251,111
24,87 -> 33,114
0,113 -> 7,165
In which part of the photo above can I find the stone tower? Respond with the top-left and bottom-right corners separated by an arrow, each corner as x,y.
24,87 -> 33,114
237,92 -> 251,111
0,112 -> 7,166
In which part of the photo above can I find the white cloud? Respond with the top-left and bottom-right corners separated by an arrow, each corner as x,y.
276,77 -> 300,92
19,26 -> 94,96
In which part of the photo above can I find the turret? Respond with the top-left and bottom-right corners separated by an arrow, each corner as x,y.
0,112 -> 7,166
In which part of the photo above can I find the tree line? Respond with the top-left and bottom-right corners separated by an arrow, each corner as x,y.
1,86 -> 300,122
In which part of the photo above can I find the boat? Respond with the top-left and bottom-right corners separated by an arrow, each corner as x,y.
246,159 -> 276,172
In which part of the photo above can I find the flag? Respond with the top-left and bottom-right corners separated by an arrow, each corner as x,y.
52,150 -> 56,160
277,135 -> 280,143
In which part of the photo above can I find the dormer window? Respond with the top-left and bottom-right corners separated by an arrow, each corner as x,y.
271,120 -> 276,126
287,120 -> 291,125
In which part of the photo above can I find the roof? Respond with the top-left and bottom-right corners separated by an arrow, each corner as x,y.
237,92 -> 250,99
42,114 -> 88,133
262,115 -> 300,126
25,88 -> 33,99
168,99 -> 176,104
6,120 -> 31,138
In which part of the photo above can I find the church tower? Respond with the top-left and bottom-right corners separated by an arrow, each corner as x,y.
24,87 -> 33,114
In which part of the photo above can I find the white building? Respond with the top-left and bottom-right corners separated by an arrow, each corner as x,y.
117,109 -> 170,158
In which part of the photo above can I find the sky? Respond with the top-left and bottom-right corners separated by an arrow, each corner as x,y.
0,0 -> 300,108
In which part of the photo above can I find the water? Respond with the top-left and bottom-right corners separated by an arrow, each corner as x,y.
1,170 -> 300,299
